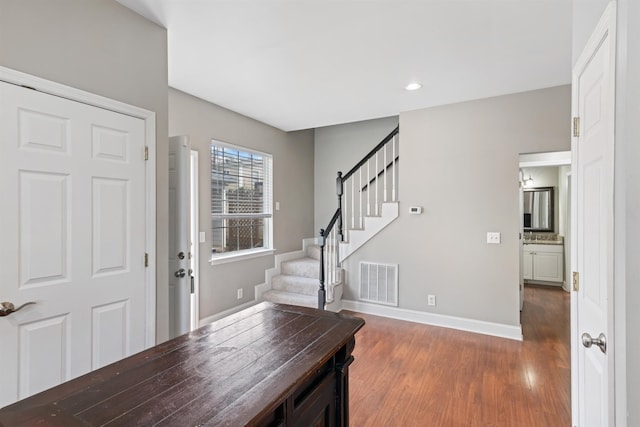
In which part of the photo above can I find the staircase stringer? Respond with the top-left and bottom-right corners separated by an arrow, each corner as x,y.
339,201 -> 399,262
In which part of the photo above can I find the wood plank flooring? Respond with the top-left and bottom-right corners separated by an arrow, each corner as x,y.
346,284 -> 571,426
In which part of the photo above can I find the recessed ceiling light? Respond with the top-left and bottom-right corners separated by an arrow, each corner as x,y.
404,82 -> 422,91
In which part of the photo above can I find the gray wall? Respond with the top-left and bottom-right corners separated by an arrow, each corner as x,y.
314,116 -> 399,232
0,0 -> 171,342
169,88 -> 315,319
318,86 -> 570,327
572,0 -> 609,65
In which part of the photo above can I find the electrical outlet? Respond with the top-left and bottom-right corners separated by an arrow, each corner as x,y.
486,231 -> 501,244
237,288 -> 243,299
427,294 -> 436,306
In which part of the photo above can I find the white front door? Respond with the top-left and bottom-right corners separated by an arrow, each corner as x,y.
571,3 -> 616,425
0,81 -> 148,407
168,136 -> 191,338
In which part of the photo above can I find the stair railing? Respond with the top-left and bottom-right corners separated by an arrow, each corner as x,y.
339,125 -> 399,235
319,209 -> 340,309
317,125 -> 399,309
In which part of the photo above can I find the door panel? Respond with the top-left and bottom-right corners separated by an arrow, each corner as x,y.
18,314 -> 69,399
0,81 -> 147,407
92,125 -> 130,162
533,253 -> 562,281
19,171 -> 70,287
92,177 -> 129,275
19,108 -> 69,153
577,41 -> 610,427
91,300 -> 129,369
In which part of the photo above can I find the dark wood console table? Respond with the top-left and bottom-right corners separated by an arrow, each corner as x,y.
0,302 -> 364,426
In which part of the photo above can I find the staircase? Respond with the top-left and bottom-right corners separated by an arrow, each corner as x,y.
262,125 -> 399,310
262,243 -> 343,311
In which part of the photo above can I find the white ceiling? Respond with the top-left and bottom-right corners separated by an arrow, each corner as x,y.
116,0 -> 573,132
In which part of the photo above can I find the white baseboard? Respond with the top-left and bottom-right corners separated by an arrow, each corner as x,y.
341,300 -> 523,341
199,300 -> 259,327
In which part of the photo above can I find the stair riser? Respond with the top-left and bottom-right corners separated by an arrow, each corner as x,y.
281,260 -> 319,279
272,276 -> 318,296
262,290 -> 317,309
306,245 -> 322,261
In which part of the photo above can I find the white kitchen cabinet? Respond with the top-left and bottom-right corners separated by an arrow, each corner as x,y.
523,250 -> 533,280
523,243 -> 564,283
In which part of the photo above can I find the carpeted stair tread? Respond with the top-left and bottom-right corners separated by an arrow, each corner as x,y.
262,289 -> 318,309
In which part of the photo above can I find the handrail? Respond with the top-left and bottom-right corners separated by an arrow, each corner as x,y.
342,125 -> 399,181
322,209 -> 341,239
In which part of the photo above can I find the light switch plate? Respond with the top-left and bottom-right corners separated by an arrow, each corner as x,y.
199,231 -> 206,243
487,232 -> 501,244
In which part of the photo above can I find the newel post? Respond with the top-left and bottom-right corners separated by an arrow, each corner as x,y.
318,228 -> 326,310
336,172 -> 344,241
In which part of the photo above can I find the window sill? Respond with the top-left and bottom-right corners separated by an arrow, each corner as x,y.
210,248 -> 275,266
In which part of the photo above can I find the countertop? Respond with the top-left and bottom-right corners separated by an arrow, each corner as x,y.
524,240 -> 563,245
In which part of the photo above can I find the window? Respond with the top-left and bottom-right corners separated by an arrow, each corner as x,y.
210,141 -> 272,259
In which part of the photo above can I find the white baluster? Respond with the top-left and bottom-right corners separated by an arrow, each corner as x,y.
384,141 -> 388,202
359,168 -> 363,229
367,159 -> 371,216
392,135 -> 397,201
350,176 -> 355,230
375,151 -> 379,216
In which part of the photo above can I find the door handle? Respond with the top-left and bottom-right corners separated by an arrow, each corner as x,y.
0,301 -> 35,317
582,332 -> 607,354
175,268 -> 186,278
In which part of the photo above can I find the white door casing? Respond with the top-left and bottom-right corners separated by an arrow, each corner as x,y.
519,181 -> 525,310
168,136 -> 191,338
0,75 -> 154,407
571,2 -> 616,426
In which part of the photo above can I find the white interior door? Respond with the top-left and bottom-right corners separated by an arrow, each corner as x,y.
0,81 -> 148,407
168,136 -> 191,338
571,3 -> 616,425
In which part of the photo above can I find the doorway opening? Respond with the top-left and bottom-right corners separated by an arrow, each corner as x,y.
517,150 -> 572,418
519,151 -> 571,305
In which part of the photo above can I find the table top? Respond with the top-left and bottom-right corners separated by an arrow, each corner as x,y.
0,302 -> 365,426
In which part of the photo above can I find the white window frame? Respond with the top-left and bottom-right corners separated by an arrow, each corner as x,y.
209,140 -> 273,265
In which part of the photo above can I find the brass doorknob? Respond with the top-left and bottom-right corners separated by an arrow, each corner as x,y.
0,301 -> 35,317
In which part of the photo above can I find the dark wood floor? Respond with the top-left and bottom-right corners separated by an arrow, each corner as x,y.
346,284 -> 571,426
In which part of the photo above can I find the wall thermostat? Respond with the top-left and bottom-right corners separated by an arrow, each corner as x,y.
409,206 -> 423,215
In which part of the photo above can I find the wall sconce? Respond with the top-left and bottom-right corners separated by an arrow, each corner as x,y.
520,169 -> 534,187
